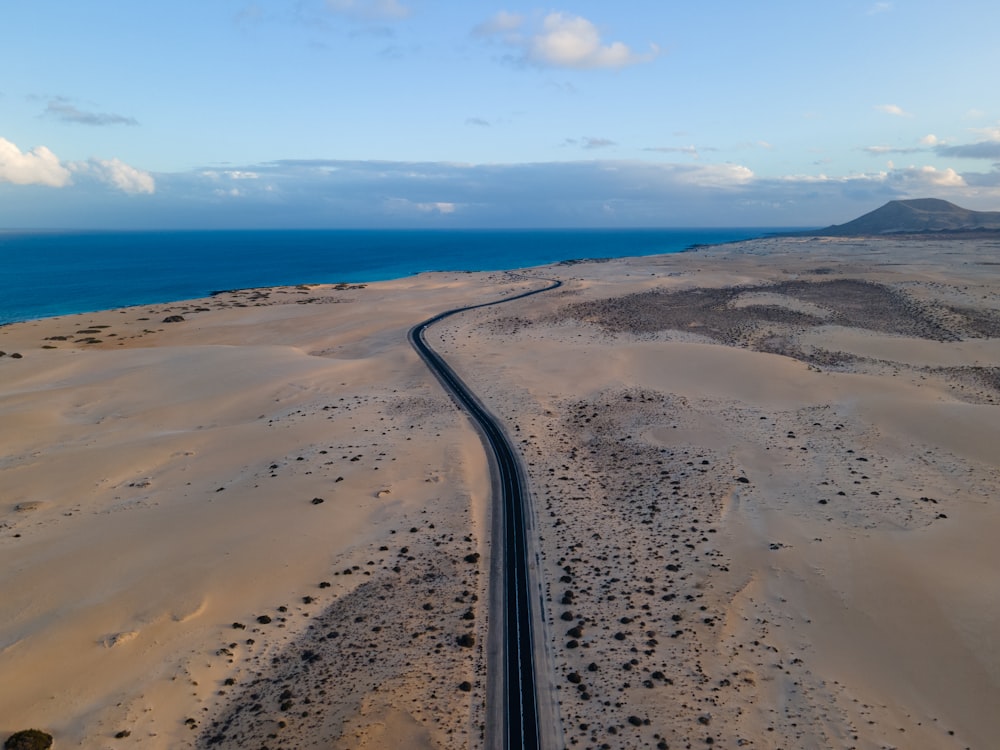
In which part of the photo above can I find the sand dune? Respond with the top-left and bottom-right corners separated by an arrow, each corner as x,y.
1,275 -> 510,748
2,237 -> 1000,748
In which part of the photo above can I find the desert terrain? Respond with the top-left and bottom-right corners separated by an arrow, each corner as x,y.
2,235 -> 1000,749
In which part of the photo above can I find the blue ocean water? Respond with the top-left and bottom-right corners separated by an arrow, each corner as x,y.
0,228 -> 782,325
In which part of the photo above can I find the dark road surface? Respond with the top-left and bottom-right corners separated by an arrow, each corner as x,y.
408,277 -> 561,750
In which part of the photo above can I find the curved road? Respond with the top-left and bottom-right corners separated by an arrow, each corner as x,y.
408,277 -> 561,750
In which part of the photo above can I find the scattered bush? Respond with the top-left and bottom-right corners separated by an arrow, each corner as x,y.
5,729 -> 53,750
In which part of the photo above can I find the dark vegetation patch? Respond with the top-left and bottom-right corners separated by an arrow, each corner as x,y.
930,366 -> 1000,402
552,279 -> 960,355
552,285 -> 817,341
945,305 -> 1000,338
4,730 -> 53,750
483,316 -> 533,336
199,544 -> 478,748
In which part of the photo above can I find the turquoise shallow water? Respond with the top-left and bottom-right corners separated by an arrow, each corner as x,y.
0,228 -> 784,324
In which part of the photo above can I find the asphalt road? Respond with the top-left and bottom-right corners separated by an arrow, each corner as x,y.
408,277 -> 561,750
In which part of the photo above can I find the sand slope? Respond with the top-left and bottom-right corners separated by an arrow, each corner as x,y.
431,236 -> 1000,749
0,275 -> 530,748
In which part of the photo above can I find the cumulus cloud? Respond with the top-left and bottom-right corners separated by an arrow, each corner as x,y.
0,137 -> 153,194
890,164 -> 966,188
44,98 -> 138,127
0,137 -> 72,187
476,11 -> 659,69
326,0 -> 410,21
676,162 -> 755,187
531,13 -> 659,69
775,163 -> 968,195
73,158 -> 156,194
874,103 -> 913,117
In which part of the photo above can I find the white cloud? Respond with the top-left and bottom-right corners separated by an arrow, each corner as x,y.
875,103 -> 913,117
676,162 -> 755,187
326,0 -> 409,21
919,134 -> 941,146
892,165 -> 966,188
969,123 -> 1000,141
777,163 -> 966,191
477,11 -> 659,70
0,137 -> 72,187
73,158 -> 156,194
529,13 -> 658,69
0,136 -> 153,194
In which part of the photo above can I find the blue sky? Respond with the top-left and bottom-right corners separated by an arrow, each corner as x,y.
2,0 -> 999,228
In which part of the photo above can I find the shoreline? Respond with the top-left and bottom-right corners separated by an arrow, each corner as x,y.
0,227 -> 777,326
2,235 -> 1000,748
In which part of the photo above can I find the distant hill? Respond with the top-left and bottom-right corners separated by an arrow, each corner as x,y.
803,198 -> 1000,236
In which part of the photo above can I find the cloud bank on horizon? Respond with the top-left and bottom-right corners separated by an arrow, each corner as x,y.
1,1 -> 999,228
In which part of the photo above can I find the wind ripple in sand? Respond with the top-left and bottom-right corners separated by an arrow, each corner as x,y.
172,596 -> 209,623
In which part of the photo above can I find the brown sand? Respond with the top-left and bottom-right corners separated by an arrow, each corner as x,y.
2,236 -> 1000,749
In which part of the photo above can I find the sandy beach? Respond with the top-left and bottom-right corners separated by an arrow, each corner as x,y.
3,235 -> 1000,749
